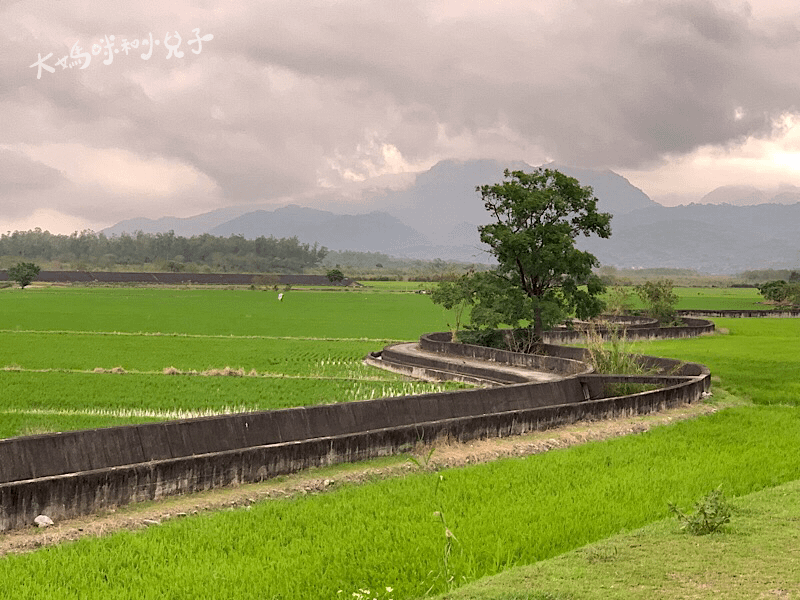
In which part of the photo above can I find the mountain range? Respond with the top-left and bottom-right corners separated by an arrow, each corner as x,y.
103,159 -> 800,274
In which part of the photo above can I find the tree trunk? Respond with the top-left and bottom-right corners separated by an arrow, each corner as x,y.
533,304 -> 544,342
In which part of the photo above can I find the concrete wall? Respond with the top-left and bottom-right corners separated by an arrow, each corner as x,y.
678,309 -> 800,318
418,332 -> 590,376
0,330 -> 711,531
0,271 -> 357,287
543,317 -> 715,344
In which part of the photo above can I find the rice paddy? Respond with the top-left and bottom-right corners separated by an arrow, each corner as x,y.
1,283 -> 799,600
0,286 -> 467,439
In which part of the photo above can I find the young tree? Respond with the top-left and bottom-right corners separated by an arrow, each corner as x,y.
429,272 -> 476,341
7,262 -> 41,289
326,268 -> 345,284
476,168 -> 612,340
635,279 -> 679,324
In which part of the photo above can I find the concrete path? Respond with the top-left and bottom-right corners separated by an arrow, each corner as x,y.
371,342 -> 565,385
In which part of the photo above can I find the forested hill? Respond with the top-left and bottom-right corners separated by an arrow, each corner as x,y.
0,230 -> 328,273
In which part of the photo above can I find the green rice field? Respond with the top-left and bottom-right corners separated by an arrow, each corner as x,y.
2,284 -> 800,599
632,318 -> 800,406
617,285 -> 767,311
0,286 -> 466,438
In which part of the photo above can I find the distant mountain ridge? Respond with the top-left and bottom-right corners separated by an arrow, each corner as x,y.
698,183 -> 800,206
210,206 -> 431,253
102,159 -> 800,273
578,202 -> 800,273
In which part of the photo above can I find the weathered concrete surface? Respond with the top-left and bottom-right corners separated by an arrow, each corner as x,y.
370,342 -> 568,385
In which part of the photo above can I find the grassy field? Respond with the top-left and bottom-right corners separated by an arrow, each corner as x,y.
2,402 -> 800,598
2,285 -> 799,599
1,286 -> 450,338
0,287 -> 465,438
613,286 -> 767,312
630,318 -> 800,406
436,477 -> 800,599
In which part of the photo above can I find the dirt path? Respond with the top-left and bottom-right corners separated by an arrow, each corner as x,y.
0,399 -> 724,557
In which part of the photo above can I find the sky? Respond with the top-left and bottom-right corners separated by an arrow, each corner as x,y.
4,0 -> 800,235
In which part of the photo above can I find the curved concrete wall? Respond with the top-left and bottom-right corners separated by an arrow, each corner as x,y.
543,317 -> 715,344
1,271 -> 356,287
0,324 -> 712,531
418,332 -> 590,376
678,309 -> 800,318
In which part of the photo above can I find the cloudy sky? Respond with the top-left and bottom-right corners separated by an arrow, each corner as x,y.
3,0 -> 800,234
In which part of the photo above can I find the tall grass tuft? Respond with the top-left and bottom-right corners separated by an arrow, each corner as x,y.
583,323 -> 645,375
583,322 -> 656,397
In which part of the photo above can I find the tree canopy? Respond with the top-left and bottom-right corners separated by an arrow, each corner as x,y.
7,262 -> 40,289
0,229 -> 327,273
472,168 -> 612,340
759,280 -> 800,306
326,268 -> 345,283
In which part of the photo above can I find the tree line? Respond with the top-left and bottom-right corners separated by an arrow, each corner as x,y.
0,229 -> 328,273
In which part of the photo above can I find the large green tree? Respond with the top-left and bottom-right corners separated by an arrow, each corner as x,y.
7,262 -> 41,289
475,168 -> 612,340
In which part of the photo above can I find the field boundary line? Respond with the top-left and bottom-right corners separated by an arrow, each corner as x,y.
0,329 -> 409,343
0,407 -> 247,420
0,365 -> 414,382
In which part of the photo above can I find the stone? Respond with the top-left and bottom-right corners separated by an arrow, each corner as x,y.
34,515 -> 54,528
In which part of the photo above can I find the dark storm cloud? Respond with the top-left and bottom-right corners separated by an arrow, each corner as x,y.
3,0 -> 800,230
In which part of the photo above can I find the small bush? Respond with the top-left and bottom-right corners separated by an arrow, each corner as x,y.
635,279 -> 679,325
668,486 -> 732,535
605,285 -> 634,316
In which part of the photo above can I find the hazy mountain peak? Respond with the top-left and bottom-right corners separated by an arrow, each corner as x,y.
700,185 -> 768,206
543,163 -> 658,216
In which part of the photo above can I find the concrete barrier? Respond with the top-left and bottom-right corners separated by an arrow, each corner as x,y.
0,325 -> 712,531
678,309 -> 800,318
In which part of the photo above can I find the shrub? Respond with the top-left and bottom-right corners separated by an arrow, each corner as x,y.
584,323 -> 644,375
668,486 -> 732,535
605,285 -> 634,316
326,268 -> 345,283
635,279 -> 679,325
584,322 -> 659,396
758,280 -> 800,306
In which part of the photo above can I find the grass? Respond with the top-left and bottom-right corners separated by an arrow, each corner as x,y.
630,318 -> 800,406
0,332 -> 396,374
601,286 -> 767,312
434,477 -> 800,600
3,403 -> 800,599
670,287 -> 766,311
1,286 -> 800,599
0,371 -> 462,435
0,286 -> 450,339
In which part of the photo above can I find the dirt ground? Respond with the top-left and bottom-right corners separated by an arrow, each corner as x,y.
0,399 -> 723,557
